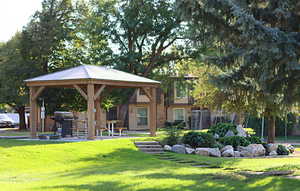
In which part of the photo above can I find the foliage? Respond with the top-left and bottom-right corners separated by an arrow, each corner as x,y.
246,136 -> 262,144
177,0 -> 300,143
244,128 -> 256,136
162,126 -> 182,146
182,131 -> 216,148
208,123 -> 237,138
219,136 -> 250,149
277,145 -> 289,155
164,121 -> 186,130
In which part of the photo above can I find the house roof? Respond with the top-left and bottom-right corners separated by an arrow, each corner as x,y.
25,65 -> 160,85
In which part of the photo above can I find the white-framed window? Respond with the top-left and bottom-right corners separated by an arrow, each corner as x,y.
173,108 -> 185,122
137,107 -> 148,126
174,81 -> 188,99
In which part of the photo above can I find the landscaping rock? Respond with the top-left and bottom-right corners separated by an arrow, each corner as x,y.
195,148 -> 221,157
186,147 -> 195,154
171,144 -> 186,154
164,145 -> 172,151
222,149 -> 234,157
269,151 -> 278,156
208,148 -> 221,157
221,145 -> 234,153
238,144 -> 266,157
225,130 -> 235,137
195,148 -> 210,156
234,151 -> 241,157
236,125 -> 247,137
266,144 -> 278,153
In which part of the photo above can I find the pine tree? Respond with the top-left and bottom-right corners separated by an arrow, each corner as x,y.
177,0 -> 300,143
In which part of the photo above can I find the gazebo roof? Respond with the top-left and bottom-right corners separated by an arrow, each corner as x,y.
25,65 -> 160,87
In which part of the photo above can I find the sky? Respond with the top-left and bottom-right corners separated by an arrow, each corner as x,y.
0,0 -> 42,42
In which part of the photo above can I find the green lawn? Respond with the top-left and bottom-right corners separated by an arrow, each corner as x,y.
0,138 -> 300,191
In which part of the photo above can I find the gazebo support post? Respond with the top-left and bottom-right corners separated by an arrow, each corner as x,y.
87,84 -> 95,139
95,98 -> 101,136
149,87 -> 157,137
29,86 -> 45,138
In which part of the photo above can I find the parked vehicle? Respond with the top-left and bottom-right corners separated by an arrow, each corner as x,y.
0,114 -> 14,128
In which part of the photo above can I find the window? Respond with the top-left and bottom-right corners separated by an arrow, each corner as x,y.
175,81 -> 188,99
173,108 -> 185,122
137,107 -> 148,126
138,88 -> 146,96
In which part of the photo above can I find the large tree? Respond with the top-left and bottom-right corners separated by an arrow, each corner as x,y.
89,0 -> 187,76
177,0 -> 300,143
0,33 -> 31,129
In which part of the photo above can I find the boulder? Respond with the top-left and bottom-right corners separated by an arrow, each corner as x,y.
171,144 -> 186,154
236,125 -> 247,137
186,147 -> 195,154
222,149 -> 234,157
196,148 -> 221,157
208,148 -> 221,157
195,148 -> 210,156
266,144 -> 278,153
238,144 -> 266,157
221,145 -> 234,153
164,145 -> 172,151
269,151 -> 278,156
234,151 -> 241,157
225,130 -> 235,137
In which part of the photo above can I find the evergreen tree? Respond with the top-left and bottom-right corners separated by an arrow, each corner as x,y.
177,0 -> 300,143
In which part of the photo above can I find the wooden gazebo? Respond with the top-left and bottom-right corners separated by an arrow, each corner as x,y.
25,65 -> 160,139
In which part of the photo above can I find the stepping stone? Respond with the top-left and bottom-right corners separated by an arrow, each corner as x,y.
192,165 -> 211,168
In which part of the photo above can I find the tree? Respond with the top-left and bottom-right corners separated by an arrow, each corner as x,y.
88,0 -> 187,76
0,33 -> 31,129
177,0 -> 300,143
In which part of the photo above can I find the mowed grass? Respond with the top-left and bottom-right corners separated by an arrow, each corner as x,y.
0,139 -> 300,191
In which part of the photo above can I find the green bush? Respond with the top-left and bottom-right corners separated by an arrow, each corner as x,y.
208,123 -> 237,138
182,132 -> 216,148
162,126 -> 182,146
246,136 -> 263,144
219,136 -> 250,149
277,145 -> 289,155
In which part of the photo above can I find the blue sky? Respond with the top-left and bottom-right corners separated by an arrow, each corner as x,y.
0,0 -> 42,42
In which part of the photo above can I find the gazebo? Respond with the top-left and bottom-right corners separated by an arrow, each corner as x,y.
25,65 -> 160,139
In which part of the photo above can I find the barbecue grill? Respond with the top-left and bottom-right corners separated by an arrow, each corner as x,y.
52,111 -> 75,137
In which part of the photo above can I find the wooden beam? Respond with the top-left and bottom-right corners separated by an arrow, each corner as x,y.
142,87 -> 152,101
87,84 -> 95,139
149,87 -> 157,137
32,86 -> 45,101
29,87 -> 38,138
26,79 -> 160,88
74,84 -> 87,100
95,98 -> 101,130
94,85 -> 106,101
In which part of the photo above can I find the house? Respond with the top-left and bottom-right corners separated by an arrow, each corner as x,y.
127,75 -> 197,130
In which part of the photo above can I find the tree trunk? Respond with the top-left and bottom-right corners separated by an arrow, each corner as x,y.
267,116 -> 276,143
17,106 -> 26,130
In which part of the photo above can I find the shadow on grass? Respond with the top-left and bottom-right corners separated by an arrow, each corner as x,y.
37,147 -> 300,191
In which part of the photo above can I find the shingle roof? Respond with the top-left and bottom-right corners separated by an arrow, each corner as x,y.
25,65 -> 160,84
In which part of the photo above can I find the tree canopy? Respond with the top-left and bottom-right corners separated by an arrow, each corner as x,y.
177,0 -> 300,142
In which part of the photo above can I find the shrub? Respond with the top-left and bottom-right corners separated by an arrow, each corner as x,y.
244,128 -> 256,136
162,126 -> 182,146
182,132 -> 216,148
164,121 -> 185,129
246,136 -> 263,144
219,136 -> 250,149
277,145 -> 289,155
208,123 -> 237,138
